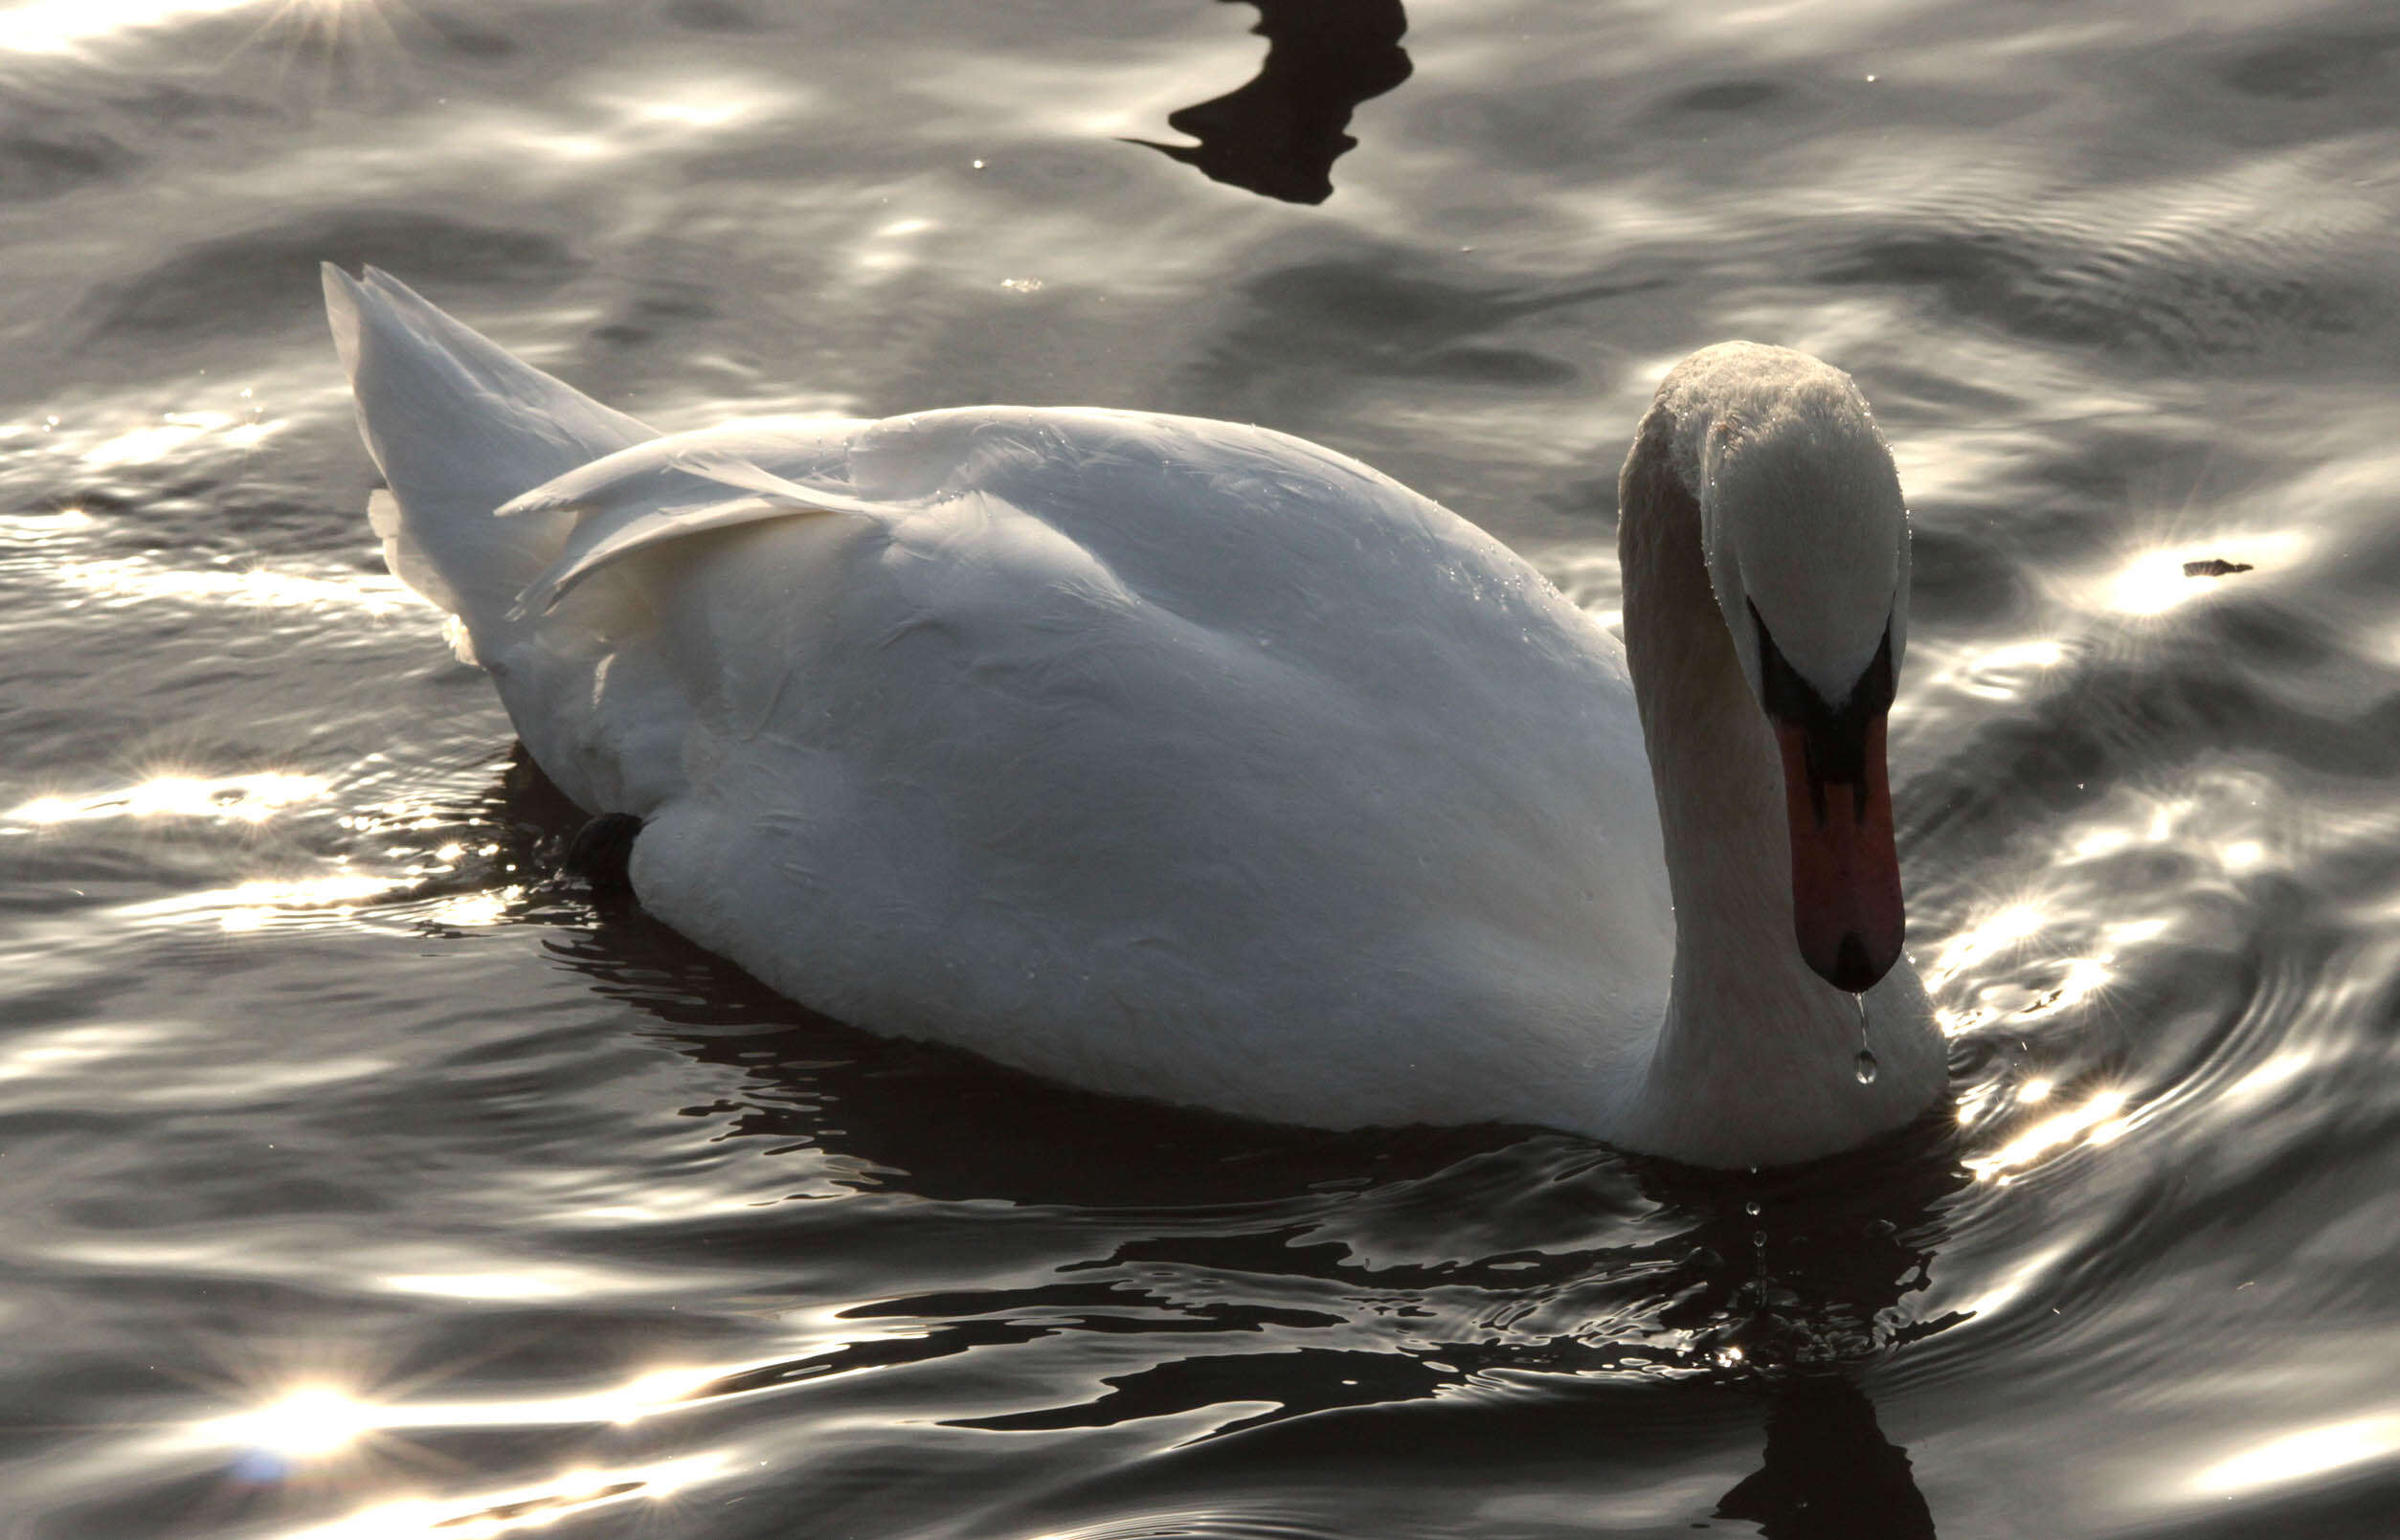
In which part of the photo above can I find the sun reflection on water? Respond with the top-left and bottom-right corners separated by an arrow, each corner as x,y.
1932,771 -> 2282,1042
9,771 -> 328,828
469,75 -> 802,169
81,411 -> 279,469
0,506 -> 97,542
1927,637 -> 2072,702
209,1385 -> 380,1467
420,890 -> 511,928
205,1366 -> 725,1442
2086,530 -> 2305,618
0,1023 -> 157,1083
1926,890 -> 2153,1178
1964,1088 -> 2133,1181
48,556 -> 414,614
278,1455 -> 722,1540
1924,757 -> 2323,1186
2187,1413 -> 2400,1499
1949,1239 -> 2075,1323
112,871 -> 524,935
1928,900 -> 2051,988
16,774 -> 552,934
183,1365 -> 731,1539
123,872 -> 391,932
0,0 -> 259,54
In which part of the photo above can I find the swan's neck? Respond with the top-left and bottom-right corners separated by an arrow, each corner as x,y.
1613,406 -> 1941,1166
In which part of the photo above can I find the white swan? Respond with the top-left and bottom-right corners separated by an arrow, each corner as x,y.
324,265 -> 1947,1169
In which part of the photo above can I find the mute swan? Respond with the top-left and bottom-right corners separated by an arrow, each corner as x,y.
324,265 -> 1947,1168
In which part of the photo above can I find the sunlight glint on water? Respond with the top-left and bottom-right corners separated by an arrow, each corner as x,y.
0,0 -> 260,55
8,771 -> 329,827
2187,1415 -> 2400,1501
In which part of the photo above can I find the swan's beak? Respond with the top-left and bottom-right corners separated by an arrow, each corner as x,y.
1773,710 -> 1904,993
1750,605 -> 1905,994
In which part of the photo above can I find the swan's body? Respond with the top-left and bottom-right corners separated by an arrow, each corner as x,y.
325,267 -> 1946,1168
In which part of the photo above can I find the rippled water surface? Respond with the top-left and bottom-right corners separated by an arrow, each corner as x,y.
6,1 -> 2400,1535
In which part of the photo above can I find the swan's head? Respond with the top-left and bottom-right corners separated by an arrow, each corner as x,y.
1662,343 -> 1911,993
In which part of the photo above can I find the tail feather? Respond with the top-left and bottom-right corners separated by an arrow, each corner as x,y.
322,264 -> 658,633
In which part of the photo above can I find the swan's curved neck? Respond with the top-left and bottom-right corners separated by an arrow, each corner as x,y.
1612,402 -> 1938,1165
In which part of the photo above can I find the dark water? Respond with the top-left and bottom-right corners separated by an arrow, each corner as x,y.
5,1 -> 2400,1535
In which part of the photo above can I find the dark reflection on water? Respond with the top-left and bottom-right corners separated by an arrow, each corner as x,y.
1132,0 -> 1411,204
1719,1375 -> 1937,1539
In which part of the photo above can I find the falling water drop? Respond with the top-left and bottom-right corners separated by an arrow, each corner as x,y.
1744,1198 -> 1761,1217
1851,993 -> 1878,1084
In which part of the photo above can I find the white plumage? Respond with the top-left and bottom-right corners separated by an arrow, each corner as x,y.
325,265 -> 1946,1167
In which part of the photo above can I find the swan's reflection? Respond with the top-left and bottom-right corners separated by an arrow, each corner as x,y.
487,754 -> 1960,1530
1720,1374 -> 1938,1539
1133,0 -> 1411,204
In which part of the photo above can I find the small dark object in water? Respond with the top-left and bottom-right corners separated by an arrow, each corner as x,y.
564,813 -> 642,899
2183,557 -> 2254,577
1128,0 -> 1413,205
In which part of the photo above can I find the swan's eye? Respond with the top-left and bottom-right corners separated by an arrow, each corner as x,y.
1752,603 -> 1895,814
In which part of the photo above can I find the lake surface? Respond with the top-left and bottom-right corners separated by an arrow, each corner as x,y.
4,0 -> 2400,1535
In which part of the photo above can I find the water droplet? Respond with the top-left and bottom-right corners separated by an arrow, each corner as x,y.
1743,1198 -> 1761,1216
1850,993 -> 1876,1086
1855,1049 -> 1879,1084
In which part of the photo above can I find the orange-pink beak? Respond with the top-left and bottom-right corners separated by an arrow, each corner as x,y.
1774,714 -> 1904,993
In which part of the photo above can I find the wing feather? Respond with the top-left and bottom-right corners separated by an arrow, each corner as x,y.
515,488 -> 874,614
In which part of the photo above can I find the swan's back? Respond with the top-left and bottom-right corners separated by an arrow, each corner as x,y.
331,267 -> 1674,1134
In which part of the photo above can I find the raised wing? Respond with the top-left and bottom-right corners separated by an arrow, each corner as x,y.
500,423 -> 894,614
